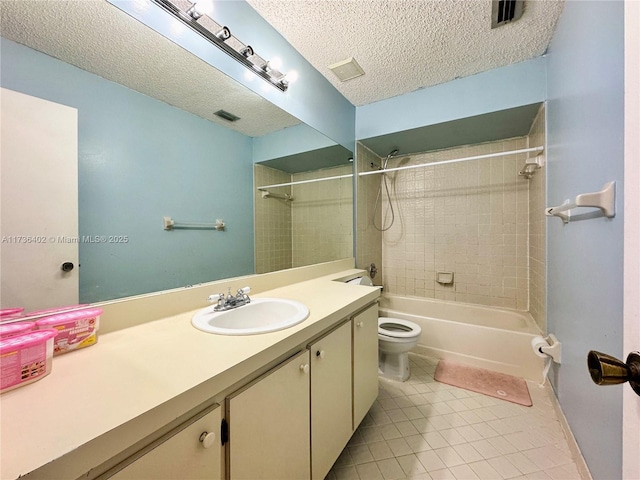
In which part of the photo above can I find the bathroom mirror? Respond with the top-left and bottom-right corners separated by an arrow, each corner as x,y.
254,139 -> 354,274
0,0 -> 353,312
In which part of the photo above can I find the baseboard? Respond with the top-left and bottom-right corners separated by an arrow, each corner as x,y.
545,387 -> 593,480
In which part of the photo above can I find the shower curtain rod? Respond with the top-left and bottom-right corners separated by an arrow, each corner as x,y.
358,146 -> 544,177
255,146 -> 543,190
256,173 -> 353,190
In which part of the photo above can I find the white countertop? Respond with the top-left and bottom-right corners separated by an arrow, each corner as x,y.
0,270 -> 379,479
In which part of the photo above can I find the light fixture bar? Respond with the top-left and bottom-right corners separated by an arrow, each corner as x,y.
149,0 -> 288,91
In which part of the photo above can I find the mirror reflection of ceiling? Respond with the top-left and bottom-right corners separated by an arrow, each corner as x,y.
248,0 -> 565,106
0,0 -> 301,137
360,103 -> 543,158
259,144 -> 353,174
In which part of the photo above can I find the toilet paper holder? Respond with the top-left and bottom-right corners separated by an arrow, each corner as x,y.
533,334 -> 562,363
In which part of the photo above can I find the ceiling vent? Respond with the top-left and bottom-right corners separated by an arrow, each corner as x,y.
328,57 -> 365,82
214,109 -> 240,122
491,0 -> 525,28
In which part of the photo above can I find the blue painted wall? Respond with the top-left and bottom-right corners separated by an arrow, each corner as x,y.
356,57 -> 547,140
545,2 -> 624,479
1,38 -> 255,303
108,0 -> 355,151
252,123 -> 336,163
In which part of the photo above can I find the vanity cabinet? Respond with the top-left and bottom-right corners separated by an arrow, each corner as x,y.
225,303 -> 378,480
227,350 -> 311,480
309,321 -> 353,479
353,304 -> 379,428
108,404 -> 222,480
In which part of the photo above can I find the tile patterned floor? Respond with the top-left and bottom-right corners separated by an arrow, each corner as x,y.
327,354 -> 583,480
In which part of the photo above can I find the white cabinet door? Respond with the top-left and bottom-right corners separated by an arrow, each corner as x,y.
310,321 -> 353,480
228,350 -> 311,480
109,404 -> 222,480
0,88 -> 79,311
353,304 -> 379,428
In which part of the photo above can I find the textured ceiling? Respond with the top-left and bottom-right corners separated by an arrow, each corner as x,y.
248,0 -> 565,106
0,0 -> 300,137
1,0 -> 565,140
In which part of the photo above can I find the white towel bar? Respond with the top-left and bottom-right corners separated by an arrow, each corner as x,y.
163,216 -> 225,231
545,181 -> 616,223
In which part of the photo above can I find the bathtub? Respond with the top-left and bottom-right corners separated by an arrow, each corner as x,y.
378,293 -> 545,382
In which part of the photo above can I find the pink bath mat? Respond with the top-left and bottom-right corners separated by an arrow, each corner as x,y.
434,360 -> 532,407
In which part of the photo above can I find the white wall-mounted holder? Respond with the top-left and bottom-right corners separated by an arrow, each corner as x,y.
531,334 -> 562,386
163,216 -> 225,231
518,153 -> 545,179
545,181 -> 616,224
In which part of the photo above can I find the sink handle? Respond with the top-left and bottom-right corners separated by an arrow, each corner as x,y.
238,286 -> 251,295
207,293 -> 224,303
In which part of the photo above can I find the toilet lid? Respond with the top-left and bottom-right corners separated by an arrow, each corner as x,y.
378,317 -> 421,338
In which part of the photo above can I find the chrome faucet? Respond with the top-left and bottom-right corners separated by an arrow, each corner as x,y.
208,287 -> 251,311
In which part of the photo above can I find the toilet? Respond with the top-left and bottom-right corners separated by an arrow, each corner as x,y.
378,317 -> 422,382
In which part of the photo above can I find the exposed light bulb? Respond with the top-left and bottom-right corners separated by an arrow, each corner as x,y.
284,70 -> 298,84
267,57 -> 283,71
196,0 -> 214,15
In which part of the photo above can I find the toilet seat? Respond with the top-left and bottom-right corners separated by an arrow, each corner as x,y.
378,317 -> 421,339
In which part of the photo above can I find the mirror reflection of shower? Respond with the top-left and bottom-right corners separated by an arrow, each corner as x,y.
372,149 -> 399,231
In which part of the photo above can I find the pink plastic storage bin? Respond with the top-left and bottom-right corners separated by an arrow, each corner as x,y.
0,308 -> 24,320
0,329 -> 58,393
0,322 -> 36,338
26,304 -> 89,317
36,308 -> 102,356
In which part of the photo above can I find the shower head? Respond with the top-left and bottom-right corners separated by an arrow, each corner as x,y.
382,149 -> 399,169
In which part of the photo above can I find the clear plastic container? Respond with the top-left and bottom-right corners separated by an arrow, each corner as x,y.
36,308 -> 102,356
0,329 -> 58,393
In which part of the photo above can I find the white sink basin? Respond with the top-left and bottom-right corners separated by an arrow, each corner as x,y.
191,298 -> 310,335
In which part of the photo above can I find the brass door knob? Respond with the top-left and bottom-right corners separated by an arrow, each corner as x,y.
587,350 -> 640,396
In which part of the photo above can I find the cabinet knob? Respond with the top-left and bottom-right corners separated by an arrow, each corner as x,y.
61,262 -> 74,272
316,350 -> 325,359
356,321 -> 363,328
199,431 -> 216,449
300,364 -> 309,374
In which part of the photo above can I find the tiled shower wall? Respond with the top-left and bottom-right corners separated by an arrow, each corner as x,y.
254,164 -> 292,274
527,105 -> 547,330
355,144 -> 383,285
254,164 -> 353,273
291,165 -> 353,267
378,138 -> 531,310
